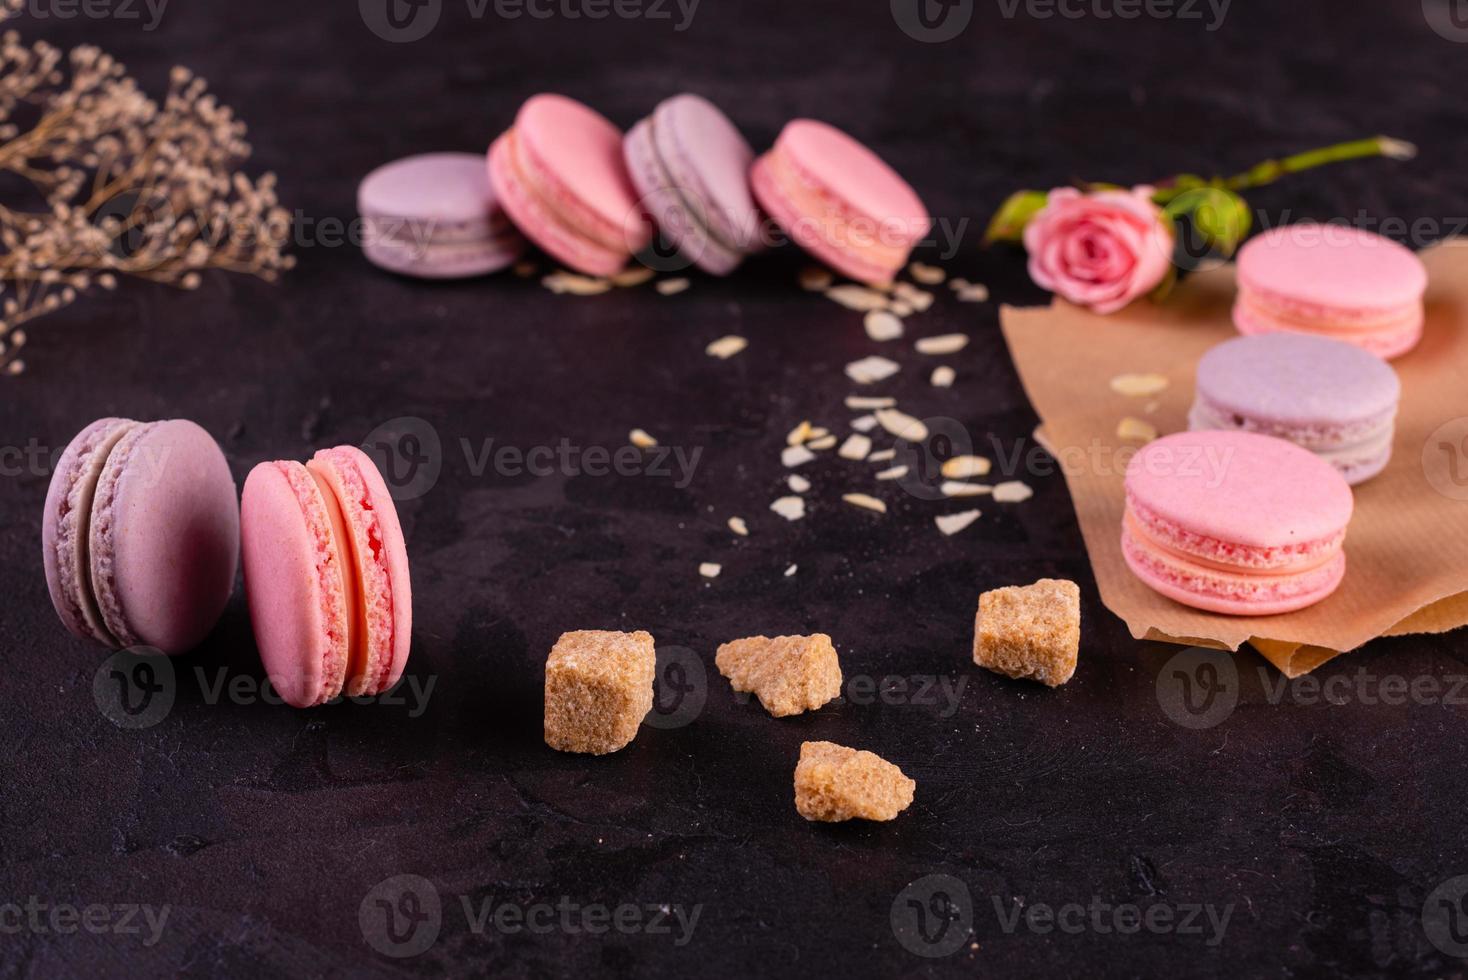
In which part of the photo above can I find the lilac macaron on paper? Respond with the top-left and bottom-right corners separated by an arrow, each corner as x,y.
623,93 -> 762,276
358,152 -> 525,279
1189,332 -> 1401,485
42,417 -> 240,655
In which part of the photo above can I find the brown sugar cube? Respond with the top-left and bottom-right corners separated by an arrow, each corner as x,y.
543,630 -> 655,754
794,741 -> 915,822
715,633 -> 842,717
973,578 -> 1080,687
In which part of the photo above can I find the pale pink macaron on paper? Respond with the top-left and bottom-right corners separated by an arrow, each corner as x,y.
623,93 -> 762,276
241,446 -> 412,708
488,94 -> 652,278
1122,430 -> 1354,616
1233,223 -> 1428,359
751,119 -> 930,285
42,417 -> 240,654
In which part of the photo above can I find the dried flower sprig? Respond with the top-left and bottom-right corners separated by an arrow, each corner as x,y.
0,23 -> 294,375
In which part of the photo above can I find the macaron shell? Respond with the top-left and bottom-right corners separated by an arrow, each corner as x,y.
358,152 -> 510,233
1233,294 -> 1424,360
89,420 -> 240,654
362,234 -> 524,280
774,119 -> 930,245
1236,224 -> 1428,314
311,445 -> 412,694
650,94 -> 760,255
489,132 -> 628,278
1121,527 -> 1347,616
623,118 -> 742,276
514,94 -> 649,254
750,155 -> 898,284
1124,430 -> 1354,553
241,462 -> 348,708
41,417 -> 137,645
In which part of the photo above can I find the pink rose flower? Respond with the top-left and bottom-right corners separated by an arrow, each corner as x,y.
1022,186 -> 1173,314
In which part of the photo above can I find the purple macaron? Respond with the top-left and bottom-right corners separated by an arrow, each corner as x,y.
1188,332 -> 1401,485
358,152 -> 525,278
42,418 -> 240,654
623,94 -> 762,275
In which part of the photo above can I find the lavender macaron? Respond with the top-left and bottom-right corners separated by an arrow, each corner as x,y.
42,418 -> 240,654
623,94 -> 762,275
1188,332 -> 1401,485
358,152 -> 525,279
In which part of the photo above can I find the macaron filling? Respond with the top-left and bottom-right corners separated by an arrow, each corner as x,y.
489,133 -> 627,276
1121,531 -> 1346,606
88,421 -> 161,649
1123,501 -> 1344,574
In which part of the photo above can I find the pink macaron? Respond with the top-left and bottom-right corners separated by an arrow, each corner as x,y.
358,152 -> 525,279
622,93 -> 761,275
42,417 -> 240,654
1121,430 -> 1353,616
488,94 -> 651,278
241,446 -> 412,708
1233,223 -> 1428,359
750,119 -> 930,285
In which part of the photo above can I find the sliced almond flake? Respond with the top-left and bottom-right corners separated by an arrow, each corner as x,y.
787,420 -> 814,446
629,428 -> 658,449
930,365 -> 956,388
612,265 -> 656,287
908,261 -> 946,285
699,562 -> 722,579
901,287 -> 935,312
806,435 -> 838,451
1117,416 -> 1159,443
949,277 -> 971,290
868,448 -> 897,463
1110,372 -> 1170,397
864,310 -> 904,341
728,516 -> 749,537
957,283 -> 990,303
935,509 -> 982,536
784,563 -> 798,577
850,414 -> 879,433
941,455 -> 992,479
705,335 -> 748,360
875,408 -> 928,442
992,480 -> 1034,503
656,277 -> 691,296
806,426 -> 831,441
838,434 -> 872,461
915,333 -> 969,355
513,261 -> 538,278
770,496 -> 807,521
889,300 -> 915,317
875,464 -> 908,480
826,284 -> 890,311
845,395 -> 897,410
799,266 -> 834,291
787,474 -> 811,493
543,271 -> 611,295
941,481 -> 992,498
782,445 -> 815,468
842,493 -> 887,514
844,355 -> 901,385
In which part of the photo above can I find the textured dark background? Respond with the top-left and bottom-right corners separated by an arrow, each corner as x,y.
3,1 -> 1468,977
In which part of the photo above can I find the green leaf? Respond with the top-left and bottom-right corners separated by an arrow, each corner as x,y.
982,190 -> 1048,244
1163,187 -> 1252,258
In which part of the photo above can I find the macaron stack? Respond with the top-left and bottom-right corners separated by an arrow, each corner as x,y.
751,119 -> 931,285
1121,431 -> 1354,616
358,152 -> 524,279
488,94 -> 652,278
241,446 -> 413,708
1189,333 -> 1401,485
1233,224 -> 1428,359
360,93 -> 930,285
42,418 -> 240,654
623,93 -> 762,275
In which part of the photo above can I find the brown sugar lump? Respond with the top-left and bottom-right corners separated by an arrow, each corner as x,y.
715,633 -> 842,717
973,578 -> 1081,687
543,630 -> 655,754
794,741 -> 916,822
